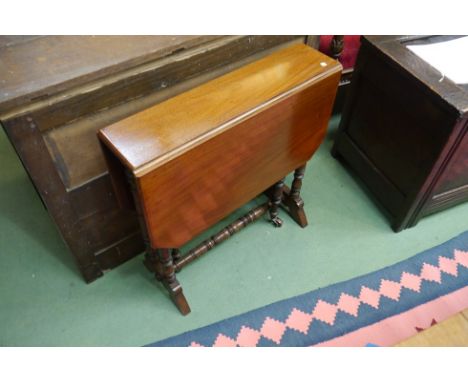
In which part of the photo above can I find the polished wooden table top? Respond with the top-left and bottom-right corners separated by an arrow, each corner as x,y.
99,44 -> 341,177
100,43 -> 341,249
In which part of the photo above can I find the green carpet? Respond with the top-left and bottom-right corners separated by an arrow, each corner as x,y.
1,116 -> 467,346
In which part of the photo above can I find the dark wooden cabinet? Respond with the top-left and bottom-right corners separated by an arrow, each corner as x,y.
333,35 -> 468,231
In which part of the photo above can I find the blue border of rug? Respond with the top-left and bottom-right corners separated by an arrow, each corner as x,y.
147,231 -> 468,346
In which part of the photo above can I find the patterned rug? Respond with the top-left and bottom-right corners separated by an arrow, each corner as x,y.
147,231 -> 468,347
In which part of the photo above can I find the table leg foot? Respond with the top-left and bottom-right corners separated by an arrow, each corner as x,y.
158,248 -> 191,314
165,281 -> 191,315
284,195 -> 308,228
283,164 -> 308,228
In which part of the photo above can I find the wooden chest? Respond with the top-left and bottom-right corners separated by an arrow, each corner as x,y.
333,36 -> 468,231
0,35 -> 308,282
99,44 -> 341,313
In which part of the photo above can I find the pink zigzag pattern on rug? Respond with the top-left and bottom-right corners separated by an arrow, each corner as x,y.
189,249 -> 468,347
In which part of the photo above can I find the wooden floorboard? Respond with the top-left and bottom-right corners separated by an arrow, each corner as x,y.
462,309 -> 468,322
396,309 -> 468,347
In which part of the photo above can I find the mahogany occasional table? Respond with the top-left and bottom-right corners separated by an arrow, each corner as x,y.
98,44 -> 341,314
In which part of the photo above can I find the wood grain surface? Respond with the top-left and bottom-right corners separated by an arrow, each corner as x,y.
99,44 -> 341,175
100,43 -> 341,248
365,36 -> 468,115
396,309 -> 468,347
0,35 -> 220,115
332,35 -> 468,231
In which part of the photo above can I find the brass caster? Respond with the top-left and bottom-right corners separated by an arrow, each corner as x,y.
270,216 -> 283,228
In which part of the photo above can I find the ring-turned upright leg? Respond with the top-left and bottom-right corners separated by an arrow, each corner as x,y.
172,248 -> 182,262
284,164 -> 308,227
125,169 -> 190,314
269,178 -> 285,227
157,248 -> 191,315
